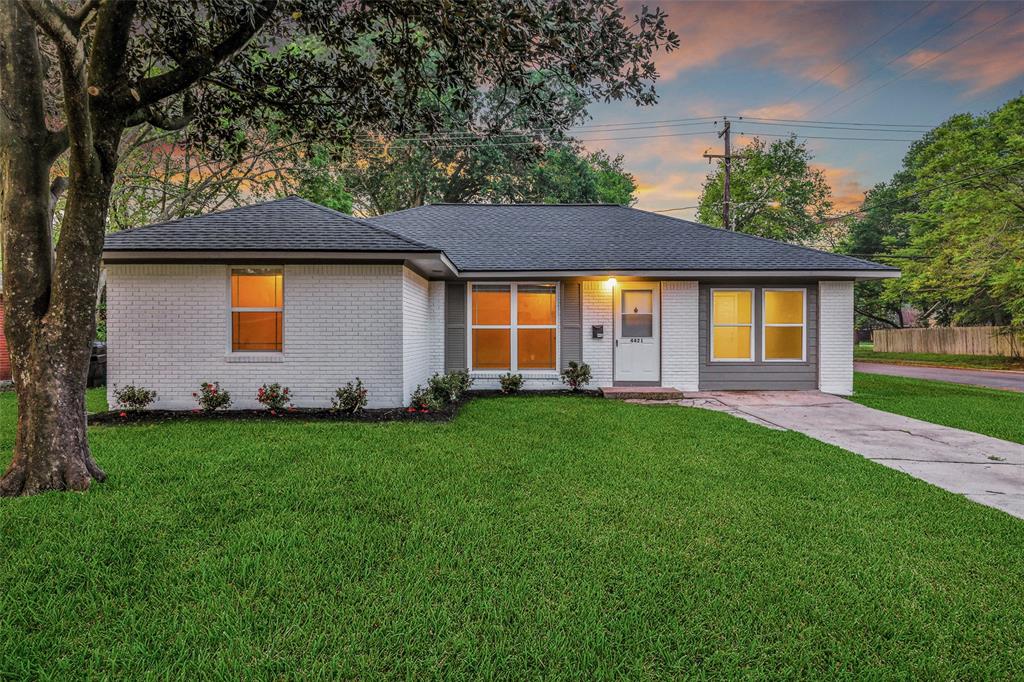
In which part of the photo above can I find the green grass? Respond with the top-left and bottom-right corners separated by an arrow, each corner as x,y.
854,345 -> 1024,370
2,389 -> 1023,678
851,372 -> 1024,444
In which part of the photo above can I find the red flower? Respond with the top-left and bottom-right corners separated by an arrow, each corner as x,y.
119,411 -> 127,418
406,407 -> 416,413
192,392 -> 198,397
419,409 -> 429,414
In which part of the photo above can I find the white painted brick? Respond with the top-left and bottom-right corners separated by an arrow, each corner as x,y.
818,280 -> 854,395
402,268 -> 434,402
581,280 -> 613,387
661,281 -> 699,391
107,264 -> 406,409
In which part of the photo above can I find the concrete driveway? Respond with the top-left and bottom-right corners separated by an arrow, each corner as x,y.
650,391 -> 1024,520
856,361 -> 1024,392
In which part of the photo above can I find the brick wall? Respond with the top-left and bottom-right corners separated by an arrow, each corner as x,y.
402,269 -> 437,399
581,280 -> 613,387
106,263 -> 417,409
818,280 -> 854,395
661,281 -> 699,391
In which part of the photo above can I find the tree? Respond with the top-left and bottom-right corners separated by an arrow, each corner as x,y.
892,97 -> 1024,327
523,148 -> 636,205
697,135 -> 833,243
0,0 -> 678,496
838,172 -> 915,328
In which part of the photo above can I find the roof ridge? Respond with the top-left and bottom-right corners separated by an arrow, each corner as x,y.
108,196 -> 302,236
630,207 -> 896,271
427,202 -> 625,207
290,196 -> 435,250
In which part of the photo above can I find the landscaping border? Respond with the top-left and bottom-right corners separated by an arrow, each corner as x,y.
89,389 -> 600,426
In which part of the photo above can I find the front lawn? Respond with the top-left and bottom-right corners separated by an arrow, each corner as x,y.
854,345 -> 1024,370
852,372 -> 1024,444
1,389 -> 1023,677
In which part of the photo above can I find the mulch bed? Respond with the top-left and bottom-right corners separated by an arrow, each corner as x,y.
88,389 -> 600,426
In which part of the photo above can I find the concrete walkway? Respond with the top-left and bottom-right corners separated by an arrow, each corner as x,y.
856,361 -> 1024,392
634,391 -> 1024,520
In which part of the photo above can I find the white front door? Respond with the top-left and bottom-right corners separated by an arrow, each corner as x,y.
613,283 -> 660,382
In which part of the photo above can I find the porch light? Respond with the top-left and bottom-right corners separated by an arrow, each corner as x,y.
606,277 -> 617,288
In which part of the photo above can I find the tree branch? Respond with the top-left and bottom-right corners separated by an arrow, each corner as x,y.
124,0 -> 278,110
16,0 -> 77,48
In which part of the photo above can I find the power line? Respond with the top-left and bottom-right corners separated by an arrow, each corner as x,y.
733,115 -> 935,128
778,1 -> 935,108
736,131 -> 918,142
824,4 -> 1024,118
727,120 -> 929,133
803,1 -> 985,116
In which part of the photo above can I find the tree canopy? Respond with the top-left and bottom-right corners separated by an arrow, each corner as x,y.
697,135 -> 833,244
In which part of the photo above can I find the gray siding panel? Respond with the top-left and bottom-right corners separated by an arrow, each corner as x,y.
560,282 -> 582,369
698,283 -> 819,390
445,282 -> 467,371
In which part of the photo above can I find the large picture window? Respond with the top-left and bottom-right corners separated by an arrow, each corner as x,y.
231,268 -> 283,352
710,289 -> 753,361
470,283 -> 557,371
763,289 -> 806,361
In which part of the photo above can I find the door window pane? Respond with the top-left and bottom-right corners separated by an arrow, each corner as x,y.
517,285 -> 557,325
472,329 -> 511,369
232,271 -> 282,308
518,328 -> 556,369
621,290 -> 653,337
472,285 -> 511,325
764,290 -> 804,324
713,327 -> 752,360
765,327 -> 804,360
232,312 -> 282,352
712,290 -> 752,324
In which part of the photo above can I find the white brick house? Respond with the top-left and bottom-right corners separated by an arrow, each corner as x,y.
103,198 -> 898,408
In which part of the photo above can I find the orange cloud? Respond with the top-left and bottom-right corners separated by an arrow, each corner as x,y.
899,6 -> 1024,95
632,1 -> 875,87
820,165 -> 867,213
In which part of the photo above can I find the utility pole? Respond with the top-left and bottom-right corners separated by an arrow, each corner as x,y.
703,117 -> 736,229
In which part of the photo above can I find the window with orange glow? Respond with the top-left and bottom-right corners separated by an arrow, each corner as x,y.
711,289 -> 753,361
231,268 -> 283,352
763,289 -> 805,360
470,283 -> 557,371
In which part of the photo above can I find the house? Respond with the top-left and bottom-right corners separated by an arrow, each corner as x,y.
102,197 -> 898,409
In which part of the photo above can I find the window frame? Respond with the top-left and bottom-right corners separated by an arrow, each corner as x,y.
466,282 -> 560,374
709,287 -> 755,363
227,266 -> 284,355
761,287 -> 807,363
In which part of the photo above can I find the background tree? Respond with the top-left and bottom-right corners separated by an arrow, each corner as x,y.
0,0 -> 678,496
697,135 -> 833,244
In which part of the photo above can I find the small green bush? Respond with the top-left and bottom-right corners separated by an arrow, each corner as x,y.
112,384 -> 157,412
427,370 -> 474,405
499,373 -> 524,394
256,383 -> 293,412
560,361 -> 592,391
194,382 -> 232,412
332,378 -> 368,414
409,385 -> 444,412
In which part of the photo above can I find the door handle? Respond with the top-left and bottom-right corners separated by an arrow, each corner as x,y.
615,339 -> 618,347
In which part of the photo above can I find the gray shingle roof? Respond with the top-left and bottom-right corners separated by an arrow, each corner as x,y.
369,204 -> 896,272
103,196 -> 433,252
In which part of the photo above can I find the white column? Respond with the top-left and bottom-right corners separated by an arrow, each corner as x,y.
818,280 -> 854,395
661,281 -> 699,391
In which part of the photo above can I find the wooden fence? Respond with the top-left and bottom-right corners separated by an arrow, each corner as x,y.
872,326 -> 1021,357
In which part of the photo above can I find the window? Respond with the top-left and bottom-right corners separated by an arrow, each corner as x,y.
763,289 -> 805,361
711,289 -> 753,361
470,283 -> 557,371
621,289 -> 654,337
231,268 -> 283,352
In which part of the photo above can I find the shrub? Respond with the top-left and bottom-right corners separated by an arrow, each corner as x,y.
499,373 -> 524,394
560,361 -> 592,391
409,384 -> 443,412
427,370 -> 474,405
194,382 -> 232,412
256,383 -> 293,412
332,378 -> 368,414
112,384 -> 157,412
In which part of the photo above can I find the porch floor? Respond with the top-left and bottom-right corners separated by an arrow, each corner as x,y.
600,386 -> 685,400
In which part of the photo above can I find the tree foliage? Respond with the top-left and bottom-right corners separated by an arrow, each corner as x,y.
697,135 -> 833,243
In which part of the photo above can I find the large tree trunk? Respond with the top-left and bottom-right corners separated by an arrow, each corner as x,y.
0,1 -> 116,495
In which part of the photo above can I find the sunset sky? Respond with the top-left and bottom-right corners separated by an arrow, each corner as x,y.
576,0 -> 1024,218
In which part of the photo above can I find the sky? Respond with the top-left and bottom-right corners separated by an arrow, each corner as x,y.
577,0 -> 1024,219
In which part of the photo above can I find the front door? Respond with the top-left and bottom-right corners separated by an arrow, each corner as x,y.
613,283 -> 660,382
